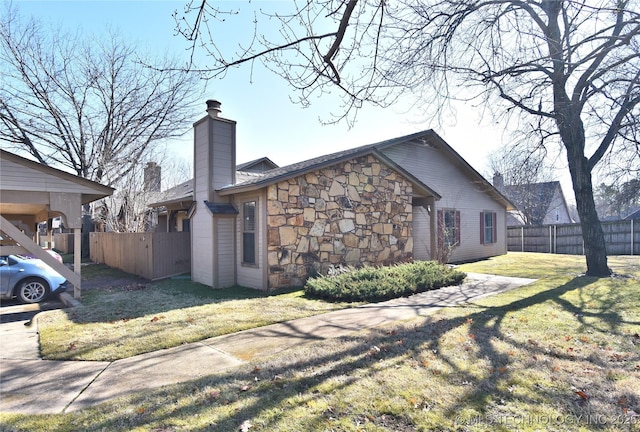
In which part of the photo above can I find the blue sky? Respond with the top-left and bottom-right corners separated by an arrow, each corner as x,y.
13,1 -> 516,180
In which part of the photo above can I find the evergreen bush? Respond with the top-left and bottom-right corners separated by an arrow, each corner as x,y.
305,261 -> 466,302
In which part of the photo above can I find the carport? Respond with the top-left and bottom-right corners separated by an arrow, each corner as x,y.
0,149 -> 114,298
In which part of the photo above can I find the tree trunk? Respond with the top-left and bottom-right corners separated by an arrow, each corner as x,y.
566,150 -> 611,277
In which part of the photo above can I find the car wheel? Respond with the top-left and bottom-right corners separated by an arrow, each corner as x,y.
17,278 -> 50,303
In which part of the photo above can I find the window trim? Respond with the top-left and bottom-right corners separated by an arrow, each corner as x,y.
438,208 -> 461,247
242,200 -> 257,265
480,211 -> 497,245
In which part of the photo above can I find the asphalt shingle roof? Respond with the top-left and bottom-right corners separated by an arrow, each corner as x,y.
218,130 -> 435,192
502,181 -> 561,225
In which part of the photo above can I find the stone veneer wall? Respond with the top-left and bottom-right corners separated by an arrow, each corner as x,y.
266,154 -> 414,288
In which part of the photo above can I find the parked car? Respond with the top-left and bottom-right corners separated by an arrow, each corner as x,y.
0,255 -> 67,303
24,249 -> 64,264
0,234 -> 64,263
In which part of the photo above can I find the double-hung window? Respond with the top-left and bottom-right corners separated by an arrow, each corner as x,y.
438,209 -> 460,247
481,211 -> 497,244
243,201 -> 256,264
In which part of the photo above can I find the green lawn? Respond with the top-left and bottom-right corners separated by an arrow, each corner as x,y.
2,252 -> 639,431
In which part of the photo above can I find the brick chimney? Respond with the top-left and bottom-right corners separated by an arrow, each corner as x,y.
493,172 -> 504,191
143,162 -> 161,192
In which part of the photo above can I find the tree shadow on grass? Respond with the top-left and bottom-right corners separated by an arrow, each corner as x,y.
444,275 -> 639,423
19,274 -> 637,431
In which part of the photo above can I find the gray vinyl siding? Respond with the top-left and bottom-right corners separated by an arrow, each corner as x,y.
216,217 -> 235,287
1,158 -> 101,194
383,142 -> 507,262
211,122 -> 235,190
235,191 -> 266,290
191,205 -> 214,286
193,120 -> 210,202
191,120 -> 213,285
542,188 -> 572,225
190,115 -> 237,288
412,206 -> 431,260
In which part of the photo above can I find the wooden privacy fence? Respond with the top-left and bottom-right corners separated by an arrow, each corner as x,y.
53,233 -> 74,253
90,232 -> 190,280
508,220 -> 638,255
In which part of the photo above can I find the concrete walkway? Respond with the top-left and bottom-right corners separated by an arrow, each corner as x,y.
0,273 -> 535,414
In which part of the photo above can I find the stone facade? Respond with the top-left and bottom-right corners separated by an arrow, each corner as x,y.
266,155 -> 414,288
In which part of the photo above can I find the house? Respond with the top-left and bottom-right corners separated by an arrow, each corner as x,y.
0,149 -> 114,297
623,207 -> 640,220
493,174 -> 573,226
151,100 -> 514,290
152,158 -> 281,233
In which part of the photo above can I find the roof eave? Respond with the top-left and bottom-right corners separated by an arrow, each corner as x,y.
148,195 -> 194,208
424,132 -> 517,210
1,149 -> 115,199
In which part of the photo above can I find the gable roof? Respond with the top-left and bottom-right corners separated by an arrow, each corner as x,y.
216,130 -> 442,199
623,207 -> 640,220
150,179 -> 194,208
237,157 -> 279,172
502,181 -> 568,224
149,129 -> 514,210
216,129 -> 514,209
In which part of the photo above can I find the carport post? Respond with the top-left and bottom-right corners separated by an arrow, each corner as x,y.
73,227 -> 81,298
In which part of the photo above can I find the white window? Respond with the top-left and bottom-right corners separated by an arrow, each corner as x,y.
243,201 -> 256,264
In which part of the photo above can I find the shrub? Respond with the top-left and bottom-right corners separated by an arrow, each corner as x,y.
305,261 -> 466,302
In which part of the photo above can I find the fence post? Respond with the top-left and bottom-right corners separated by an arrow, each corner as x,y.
549,225 -> 552,253
632,219 -> 635,256
521,226 -> 524,252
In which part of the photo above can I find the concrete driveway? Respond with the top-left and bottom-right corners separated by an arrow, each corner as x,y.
0,295 -> 65,359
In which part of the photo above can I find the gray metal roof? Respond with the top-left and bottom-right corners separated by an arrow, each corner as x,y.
204,201 -> 238,215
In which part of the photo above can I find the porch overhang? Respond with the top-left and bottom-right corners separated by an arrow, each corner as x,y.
1,149 -> 114,298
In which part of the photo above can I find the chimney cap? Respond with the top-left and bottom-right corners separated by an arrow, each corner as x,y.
206,99 -> 222,117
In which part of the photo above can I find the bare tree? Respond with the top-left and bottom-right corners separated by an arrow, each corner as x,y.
0,6 -> 199,186
488,144 -> 555,225
175,0 -> 640,276
94,153 -> 192,233
595,179 -> 640,219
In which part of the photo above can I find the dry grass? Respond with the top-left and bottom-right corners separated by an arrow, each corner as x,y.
2,253 -> 639,431
38,269 -> 358,361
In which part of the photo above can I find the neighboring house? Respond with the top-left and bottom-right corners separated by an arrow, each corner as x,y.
150,100 -> 514,290
623,207 -> 640,220
151,179 -> 194,233
493,174 -> 573,226
599,207 -> 640,221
